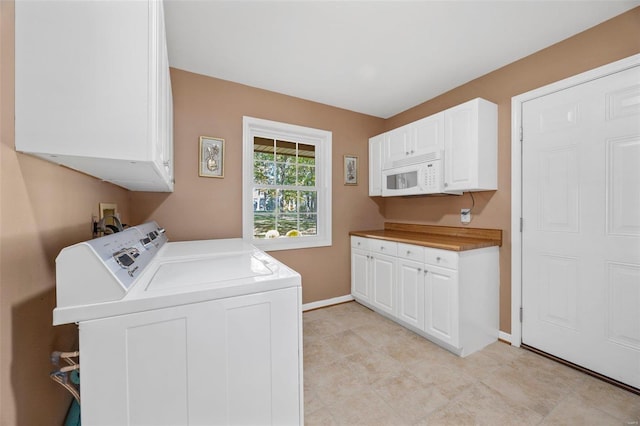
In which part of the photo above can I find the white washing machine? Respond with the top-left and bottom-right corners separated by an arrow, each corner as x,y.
54,222 -> 303,426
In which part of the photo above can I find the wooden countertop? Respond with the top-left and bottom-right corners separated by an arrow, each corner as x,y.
349,222 -> 502,252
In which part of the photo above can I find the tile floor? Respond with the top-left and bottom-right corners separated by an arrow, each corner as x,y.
303,301 -> 640,426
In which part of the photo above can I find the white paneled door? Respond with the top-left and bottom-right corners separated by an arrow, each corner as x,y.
522,65 -> 640,389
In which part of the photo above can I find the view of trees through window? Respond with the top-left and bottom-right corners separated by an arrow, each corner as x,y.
253,137 -> 317,238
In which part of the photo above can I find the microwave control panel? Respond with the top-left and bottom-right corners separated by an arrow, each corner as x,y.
421,161 -> 441,192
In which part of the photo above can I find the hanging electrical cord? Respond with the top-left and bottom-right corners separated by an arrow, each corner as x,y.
50,351 -> 81,403
469,191 -> 475,213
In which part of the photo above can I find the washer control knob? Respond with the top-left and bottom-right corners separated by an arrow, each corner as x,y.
140,237 -> 152,249
157,228 -> 166,235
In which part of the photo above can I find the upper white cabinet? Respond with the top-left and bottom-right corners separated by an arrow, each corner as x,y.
382,113 -> 445,169
412,113 -> 445,156
15,0 -> 174,192
368,134 -> 383,196
369,98 -> 497,195
384,126 -> 411,167
444,98 -> 497,192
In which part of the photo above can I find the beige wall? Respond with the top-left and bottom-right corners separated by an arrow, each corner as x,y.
2,3 -> 639,425
0,2 -> 133,424
382,7 -> 640,333
130,69 -> 387,303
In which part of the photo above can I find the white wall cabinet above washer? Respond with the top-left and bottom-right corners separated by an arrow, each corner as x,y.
15,0 -> 174,192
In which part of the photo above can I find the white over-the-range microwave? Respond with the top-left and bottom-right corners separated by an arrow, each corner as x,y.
381,150 -> 462,197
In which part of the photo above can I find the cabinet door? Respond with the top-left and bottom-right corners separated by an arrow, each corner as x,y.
368,135 -> 383,196
155,1 -> 174,186
424,265 -> 459,347
444,101 -> 478,191
444,98 -> 497,192
370,253 -> 396,315
412,113 -> 444,155
385,125 -> 410,166
397,258 -> 425,329
79,288 -> 301,426
351,248 -> 370,302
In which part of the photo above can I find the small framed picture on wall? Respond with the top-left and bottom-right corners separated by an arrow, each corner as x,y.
199,136 -> 225,178
344,155 -> 358,185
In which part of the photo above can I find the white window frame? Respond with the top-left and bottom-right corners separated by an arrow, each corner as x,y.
242,116 -> 332,251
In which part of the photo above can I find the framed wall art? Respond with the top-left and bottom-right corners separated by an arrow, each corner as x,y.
199,136 -> 225,178
343,155 -> 358,185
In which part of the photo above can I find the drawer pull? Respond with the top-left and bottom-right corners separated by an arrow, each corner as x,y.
406,250 -> 411,255
436,256 -> 442,262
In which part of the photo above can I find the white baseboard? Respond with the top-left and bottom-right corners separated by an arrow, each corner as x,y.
302,294 -> 354,312
498,331 -> 512,344
302,296 -> 514,346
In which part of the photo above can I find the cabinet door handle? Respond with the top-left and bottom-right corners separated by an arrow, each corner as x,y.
417,268 -> 422,273
424,270 -> 428,275
436,256 -> 442,262
380,246 -> 384,250
406,250 -> 411,255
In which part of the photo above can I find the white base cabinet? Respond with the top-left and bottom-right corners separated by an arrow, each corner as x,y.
79,287 -> 303,425
351,236 -> 499,357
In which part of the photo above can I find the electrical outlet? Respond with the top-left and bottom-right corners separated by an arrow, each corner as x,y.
461,208 -> 471,224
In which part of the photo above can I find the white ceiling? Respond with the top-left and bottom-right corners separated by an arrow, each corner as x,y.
164,1 -> 640,118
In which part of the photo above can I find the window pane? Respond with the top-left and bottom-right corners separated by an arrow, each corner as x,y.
299,213 -> 317,236
297,165 -> 315,186
275,162 -> 297,185
275,140 -> 297,162
298,143 -> 315,164
254,151 -> 274,161
254,160 -> 275,185
279,190 -> 298,212
254,137 -> 274,156
299,191 -> 317,212
253,212 -> 276,238
253,188 -> 276,212
276,214 -> 298,236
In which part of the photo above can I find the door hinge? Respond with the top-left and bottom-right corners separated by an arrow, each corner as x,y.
519,306 -> 523,323
520,217 -> 523,232
520,126 -> 523,142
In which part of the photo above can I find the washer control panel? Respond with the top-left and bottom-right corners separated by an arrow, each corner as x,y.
83,221 -> 167,290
